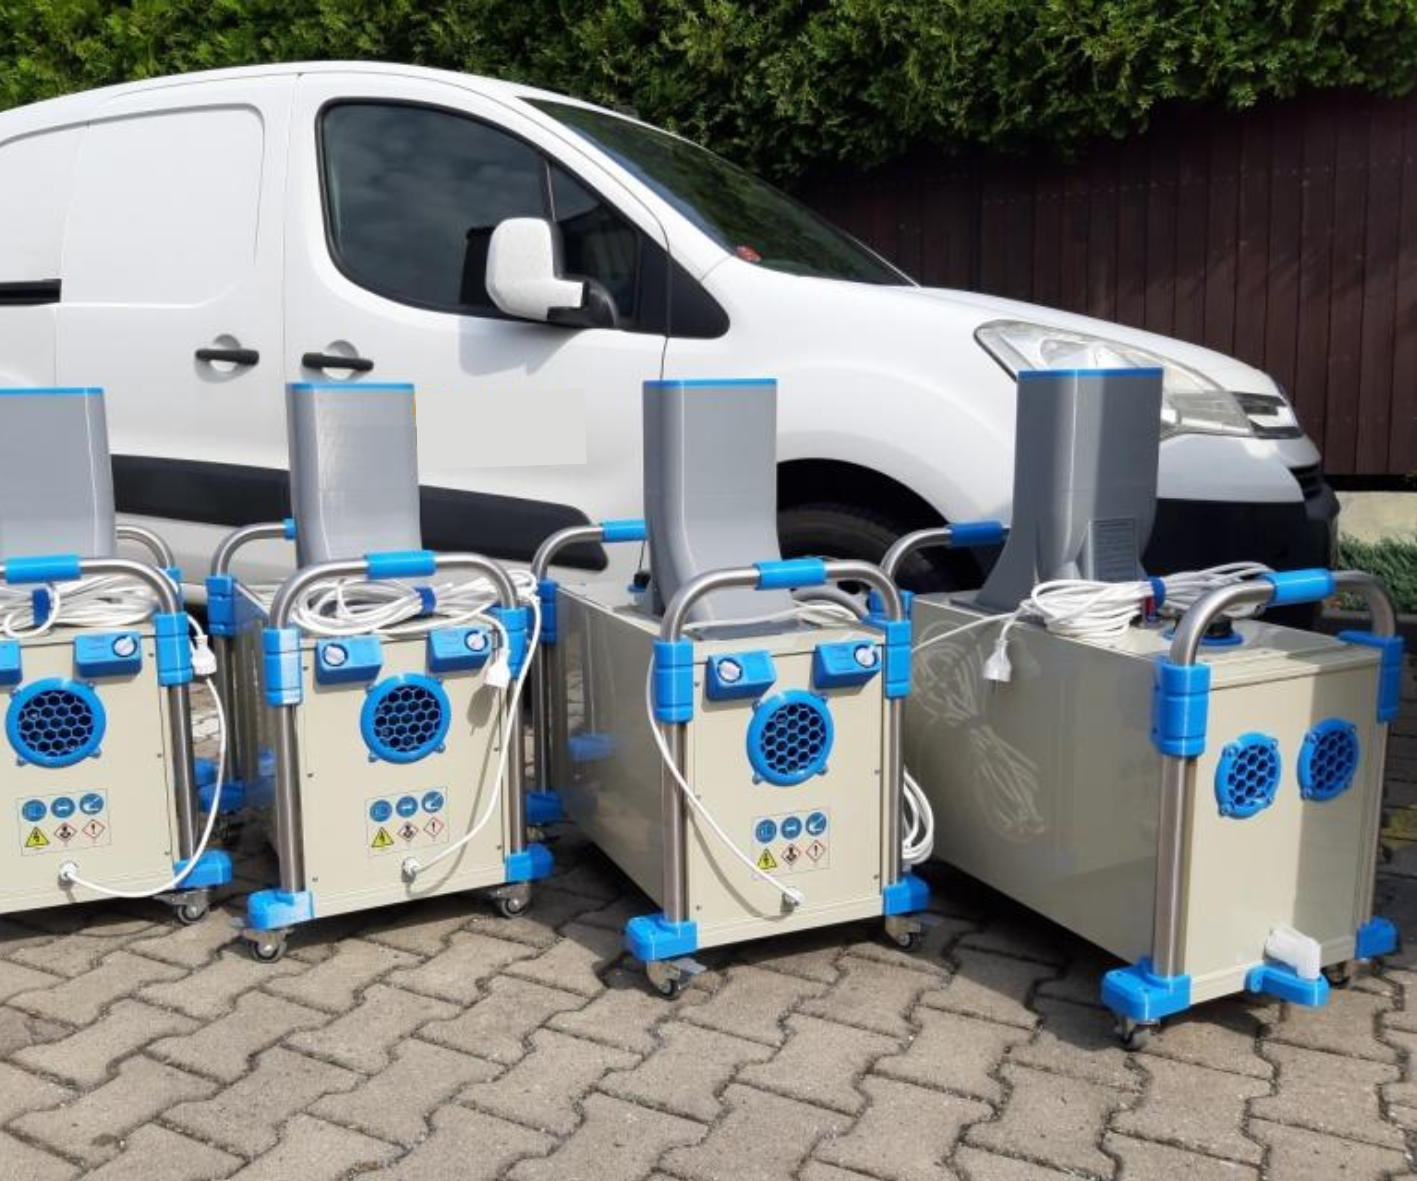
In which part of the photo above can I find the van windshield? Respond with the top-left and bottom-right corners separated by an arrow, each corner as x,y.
529,99 -> 912,286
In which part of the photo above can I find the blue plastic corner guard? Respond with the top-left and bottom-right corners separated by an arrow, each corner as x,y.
199,777 -> 247,815
1355,916 -> 1399,960
538,578 -> 559,646
504,842 -> 554,883
246,888 -> 315,931
1260,568 -> 1336,607
949,520 -> 1007,548
599,518 -> 647,544
569,733 -> 617,762
878,618 -> 913,700
153,612 -> 192,686
206,575 -> 237,637
1151,659 -> 1211,757
882,872 -> 930,916
366,549 -> 437,581
4,553 -> 82,585
0,639 -> 21,687
1338,631 -> 1406,723
262,627 -> 303,707
1246,963 -> 1330,1007
653,639 -> 695,723
526,790 -> 563,826
625,913 -> 699,962
755,557 -> 827,590
490,605 -> 530,678
1101,959 -> 1193,1023
866,589 -> 914,621
174,850 -> 233,890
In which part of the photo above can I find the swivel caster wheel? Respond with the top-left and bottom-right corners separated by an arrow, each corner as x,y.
1324,961 -> 1357,989
495,894 -> 528,919
884,915 -> 924,952
246,935 -> 287,964
1115,1018 -> 1157,1052
645,957 -> 701,1001
173,900 -> 209,926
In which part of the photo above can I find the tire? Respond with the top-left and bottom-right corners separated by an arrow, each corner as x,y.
778,503 -> 978,593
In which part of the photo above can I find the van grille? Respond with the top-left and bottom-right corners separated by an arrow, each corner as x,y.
1290,463 -> 1324,500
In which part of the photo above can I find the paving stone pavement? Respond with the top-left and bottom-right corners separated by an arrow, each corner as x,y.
0,656 -> 1412,1180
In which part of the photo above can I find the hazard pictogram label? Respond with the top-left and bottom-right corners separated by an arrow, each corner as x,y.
750,809 -> 829,875
756,848 -> 778,871
424,817 -> 444,838
54,822 -> 76,843
82,820 -> 105,841
806,840 -> 826,861
398,822 -> 419,843
370,826 -> 395,850
24,826 -> 48,849
781,843 -> 801,866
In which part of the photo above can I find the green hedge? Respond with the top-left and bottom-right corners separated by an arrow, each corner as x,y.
1337,534 -> 1417,615
3,1 -> 1417,179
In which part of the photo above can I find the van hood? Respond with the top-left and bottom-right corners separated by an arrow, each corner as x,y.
905,286 -> 1280,395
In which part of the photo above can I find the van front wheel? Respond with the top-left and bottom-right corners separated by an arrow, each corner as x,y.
778,503 -> 971,592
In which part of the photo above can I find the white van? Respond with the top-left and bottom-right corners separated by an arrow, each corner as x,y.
0,61 -> 1336,590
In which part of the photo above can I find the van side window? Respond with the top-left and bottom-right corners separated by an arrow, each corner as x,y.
320,101 -> 662,331
0,127 -> 82,301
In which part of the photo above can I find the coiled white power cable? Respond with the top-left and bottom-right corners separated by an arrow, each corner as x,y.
0,575 -> 159,639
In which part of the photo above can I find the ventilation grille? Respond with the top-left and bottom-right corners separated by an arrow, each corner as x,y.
1299,719 -> 1360,802
747,691 -> 834,787
1215,732 -> 1281,819
8,680 -> 104,768
361,675 -> 450,764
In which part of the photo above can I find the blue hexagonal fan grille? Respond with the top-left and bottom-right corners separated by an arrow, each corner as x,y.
1299,719 -> 1360,802
360,675 -> 450,764
1214,732 -> 1282,818
747,691 -> 834,787
6,679 -> 105,768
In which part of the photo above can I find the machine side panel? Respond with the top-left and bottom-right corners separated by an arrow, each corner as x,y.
907,599 -> 1161,961
556,591 -> 666,903
1179,659 -> 1383,999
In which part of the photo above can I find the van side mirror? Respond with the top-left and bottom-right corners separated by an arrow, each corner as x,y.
486,218 -> 612,328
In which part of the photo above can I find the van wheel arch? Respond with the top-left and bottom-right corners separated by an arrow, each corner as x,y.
776,460 -> 985,591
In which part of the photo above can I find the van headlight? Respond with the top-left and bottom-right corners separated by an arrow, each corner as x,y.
974,320 -> 1254,439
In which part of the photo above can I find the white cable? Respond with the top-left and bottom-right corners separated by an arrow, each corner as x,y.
402,592 -> 541,880
59,635 -> 226,899
288,568 -> 540,639
901,769 -> 935,865
0,574 -> 158,638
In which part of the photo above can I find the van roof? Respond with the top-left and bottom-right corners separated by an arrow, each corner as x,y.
0,61 -> 587,134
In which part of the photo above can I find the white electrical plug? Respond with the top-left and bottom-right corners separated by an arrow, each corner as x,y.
191,635 -> 218,678
486,655 -> 511,690
982,635 -> 1013,683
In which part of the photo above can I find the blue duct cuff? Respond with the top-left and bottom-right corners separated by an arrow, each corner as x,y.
366,549 -> 437,580
1247,963 -> 1329,1007
882,872 -> 930,915
4,553 -> 82,585
949,520 -> 1006,548
154,613 -> 192,686
1355,916 -> 1398,960
174,850 -> 233,890
1151,659 -> 1210,757
1101,958 -> 1192,1023
755,557 -> 826,590
538,579 -> 559,646
1260,568 -> 1335,607
1338,631 -> 1405,723
600,518 -> 647,544
262,627 -> 303,706
625,913 -> 699,962
490,605 -> 530,678
652,640 -> 695,723
504,842 -> 554,882
246,888 -> 315,931
526,790 -> 564,826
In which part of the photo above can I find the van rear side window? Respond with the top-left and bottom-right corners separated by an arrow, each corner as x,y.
0,126 -> 81,298
64,107 -> 263,306
319,101 -> 645,326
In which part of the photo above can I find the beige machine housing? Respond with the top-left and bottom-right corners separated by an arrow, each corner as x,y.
907,598 -> 1388,1007
551,583 -> 898,951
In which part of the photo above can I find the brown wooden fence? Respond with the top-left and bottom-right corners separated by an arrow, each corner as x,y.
806,90 -> 1417,481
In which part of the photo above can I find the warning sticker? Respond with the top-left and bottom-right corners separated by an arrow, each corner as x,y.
18,792 -> 112,856
750,809 -> 830,875
366,792 -> 450,857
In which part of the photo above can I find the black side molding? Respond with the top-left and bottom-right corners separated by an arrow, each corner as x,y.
111,455 -> 606,570
0,279 -> 61,306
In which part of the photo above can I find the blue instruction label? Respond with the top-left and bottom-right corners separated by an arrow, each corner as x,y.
21,799 -> 45,823
79,793 -> 104,816
369,799 -> 393,823
781,816 -> 803,841
51,797 -> 75,820
806,811 -> 828,836
754,819 -> 778,844
421,790 -> 445,814
396,796 -> 418,819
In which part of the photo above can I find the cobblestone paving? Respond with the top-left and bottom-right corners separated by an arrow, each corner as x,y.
0,657 -> 1413,1180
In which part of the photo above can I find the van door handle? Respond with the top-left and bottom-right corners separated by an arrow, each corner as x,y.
195,346 -> 260,366
302,352 -> 374,373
